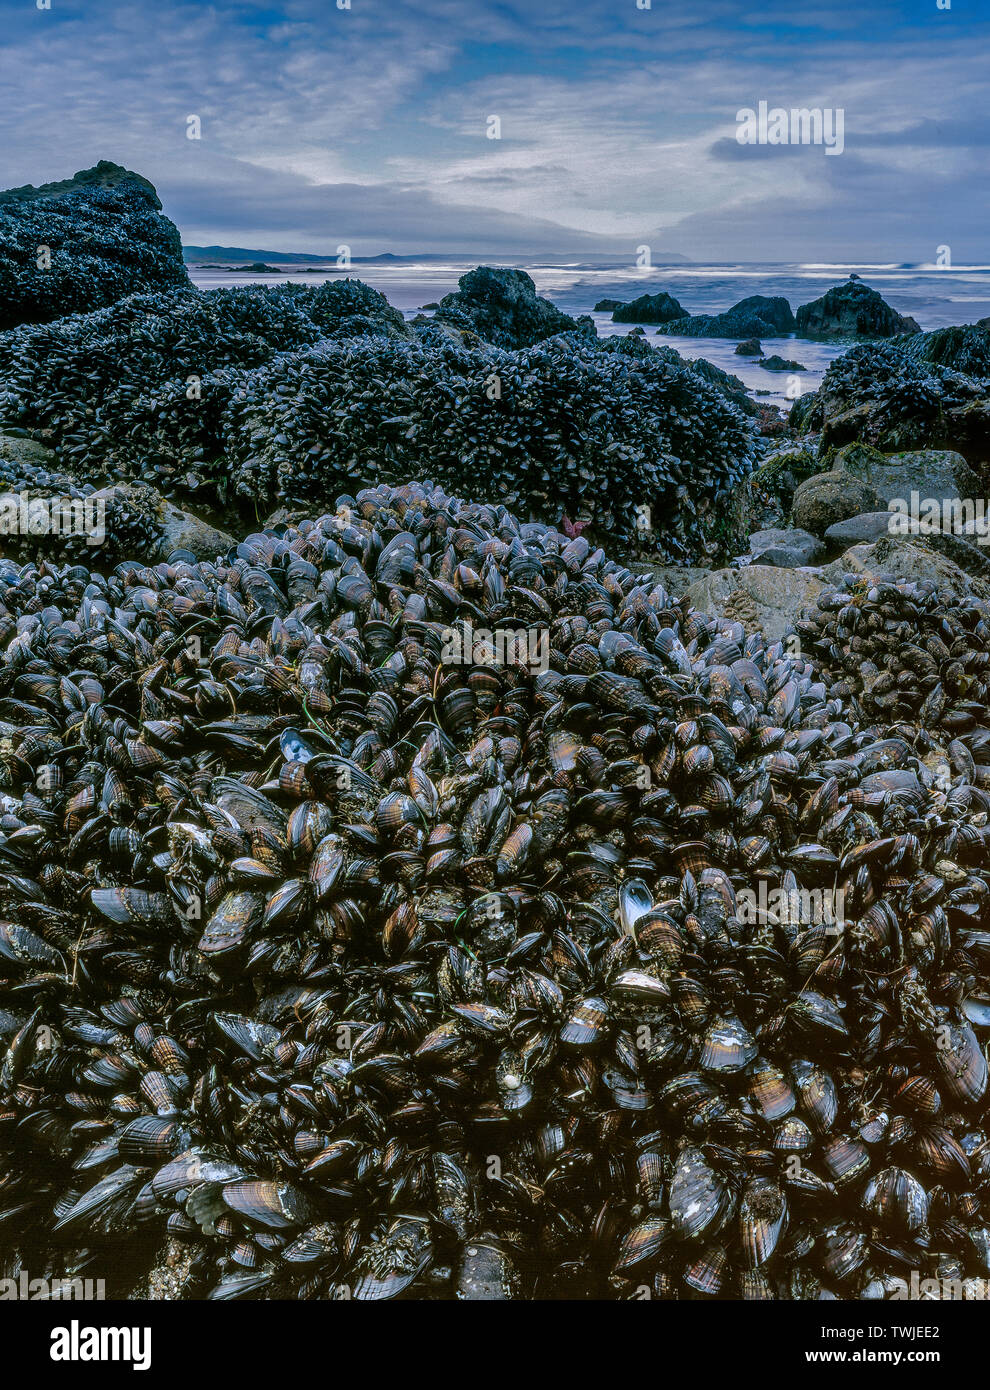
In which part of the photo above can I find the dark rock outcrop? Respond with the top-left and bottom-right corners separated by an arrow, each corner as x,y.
795,279 -> 920,340
611,292 -> 685,324
594,298 -> 623,312
796,341 -> 990,461
735,338 -> 763,356
761,355 -> 807,372
901,323 -> 990,376
0,161 -> 190,329
435,266 -> 577,348
661,295 -> 796,339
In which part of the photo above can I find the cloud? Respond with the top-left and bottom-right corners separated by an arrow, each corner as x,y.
0,0 -> 987,259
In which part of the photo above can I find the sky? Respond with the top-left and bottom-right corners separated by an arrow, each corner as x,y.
0,0 -> 987,261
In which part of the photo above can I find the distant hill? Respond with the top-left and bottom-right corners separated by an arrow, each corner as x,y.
183,245 -> 459,265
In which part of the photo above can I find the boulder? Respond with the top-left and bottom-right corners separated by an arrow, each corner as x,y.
761,355 -> 807,372
90,483 -> 236,562
662,295 -> 796,340
810,344 -> 990,465
824,536 -> 990,602
725,447 -> 820,533
435,266 -> 577,348
611,292 -> 686,324
824,512 -> 898,546
0,161 -> 190,328
791,470 -> 879,536
795,279 -> 920,340
748,526 -> 824,567
735,338 -> 763,356
830,443 -> 981,512
682,564 -> 827,644
594,298 -> 623,312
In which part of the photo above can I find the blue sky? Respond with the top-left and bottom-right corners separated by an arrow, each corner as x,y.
0,0 -> 987,260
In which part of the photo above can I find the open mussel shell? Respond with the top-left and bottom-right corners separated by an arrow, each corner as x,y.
619,877 -> 653,937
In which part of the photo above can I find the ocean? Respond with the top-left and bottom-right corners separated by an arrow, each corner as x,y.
188,260 -> 990,409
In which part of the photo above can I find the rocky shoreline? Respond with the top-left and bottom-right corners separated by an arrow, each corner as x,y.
3,166 -> 990,1302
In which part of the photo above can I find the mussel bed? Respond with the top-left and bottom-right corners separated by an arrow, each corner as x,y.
1,482 -> 989,1299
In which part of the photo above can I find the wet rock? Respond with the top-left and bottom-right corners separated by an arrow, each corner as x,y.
749,527 -> 824,567
761,355 -> 807,372
824,536 -> 990,602
725,447 -> 820,534
792,470 -> 879,536
830,443 -> 981,511
90,483 -> 236,562
824,512 -> 897,546
611,292 -> 686,324
594,298 -> 623,312
436,267 -> 577,348
795,279 -> 920,340
683,563 -> 827,644
662,295 -> 796,340
735,338 -> 763,356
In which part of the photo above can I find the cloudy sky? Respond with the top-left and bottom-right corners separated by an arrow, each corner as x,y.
1,0 -> 987,261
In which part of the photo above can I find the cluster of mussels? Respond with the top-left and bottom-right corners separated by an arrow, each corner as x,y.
796,577 -> 990,737
0,444 -> 165,565
1,482 -> 989,1301
0,285 -> 755,560
0,178 -> 190,331
789,338 -> 990,458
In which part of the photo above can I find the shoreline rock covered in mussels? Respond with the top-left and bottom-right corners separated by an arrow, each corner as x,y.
0,162 -> 190,330
0,482 -> 989,1300
0,286 -> 758,563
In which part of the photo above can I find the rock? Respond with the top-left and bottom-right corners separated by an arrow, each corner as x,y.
594,298 -> 623,312
420,301 -> 439,310
902,323 -> 990,375
611,292 -> 686,324
824,512 -> 898,545
795,279 -> 920,340
0,161 -> 190,329
652,348 -> 758,416
761,355 -> 807,372
735,338 -> 763,356
725,448 -> 820,534
628,326 -> 646,337
811,343 -> 990,462
0,430 -> 56,472
91,483 -> 236,562
791,470 -> 879,536
830,443 -> 981,512
748,526 -> 824,567
662,296 -> 796,339
682,564 -> 827,644
435,267 -> 577,348
824,536 -> 990,602
574,314 -> 597,338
